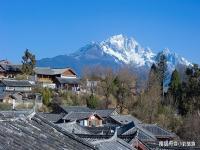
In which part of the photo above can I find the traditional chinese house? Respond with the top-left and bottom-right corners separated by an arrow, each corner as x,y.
62,112 -> 103,127
0,79 -> 32,94
34,67 -> 80,91
0,60 -> 21,78
0,110 -> 96,150
0,79 -> 32,103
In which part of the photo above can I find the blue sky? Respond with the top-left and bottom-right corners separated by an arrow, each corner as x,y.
0,0 -> 200,63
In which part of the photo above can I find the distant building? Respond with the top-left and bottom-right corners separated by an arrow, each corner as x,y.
39,105 -> 105,127
34,67 -> 80,92
37,105 -> 187,150
52,105 -> 119,121
50,105 -> 103,127
56,77 -> 80,92
83,79 -> 99,93
62,112 -> 103,127
44,105 -> 119,127
0,79 -> 33,104
0,79 -> 32,94
0,60 -> 21,78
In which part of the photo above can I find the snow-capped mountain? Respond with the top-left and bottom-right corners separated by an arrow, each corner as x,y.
37,34 -> 191,76
100,34 -> 155,67
156,48 -> 191,71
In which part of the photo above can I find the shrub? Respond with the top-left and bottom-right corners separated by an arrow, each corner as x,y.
86,94 -> 98,109
41,88 -> 52,106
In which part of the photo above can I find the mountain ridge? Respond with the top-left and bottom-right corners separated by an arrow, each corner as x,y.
37,34 -> 192,75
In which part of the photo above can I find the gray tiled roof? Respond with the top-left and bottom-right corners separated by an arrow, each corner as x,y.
141,124 -> 177,139
84,126 -> 115,135
91,131 -> 136,150
109,115 -> 142,125
59,105 -> 118,119
60,106 -> 92,113
0,79 -> 32,87
118,121 -> 136,135
34,67 -> 55,75
0,60 -> 11,64
93,109 -> 117,118
122,124 -> 157,142
37,112 -> 65,123
58,121 -> 91,134
56,77 -> 80,84
34,67 -> 76,76
76,133 -> 137,146
0,111 -> 96,150
0,109 -> 33,118
63,112 -> 102,121
123,123 -> 175,142
137,128 -> 157,142
122,127 -> 138,136
95,138 -> 135,150
76,134 -> 112,143
0,64 -> 21,72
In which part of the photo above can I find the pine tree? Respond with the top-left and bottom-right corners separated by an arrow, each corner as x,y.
21,49 -> 36,75
183,64 -> 200,114
168,69 -> 182,106
147,63 -> 159,90
157,53 -> 168,102
177,64 -> 200,115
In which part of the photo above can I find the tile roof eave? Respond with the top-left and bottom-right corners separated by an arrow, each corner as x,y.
35,114 -> 97,149
142,124 -> 177,138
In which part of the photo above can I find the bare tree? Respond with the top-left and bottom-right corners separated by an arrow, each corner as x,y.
114,67 -> 136,113
98,67 -> 116,108
178,111 -> 200,145
81,66 -> 103,94
82,66 -> 117,108
131,73 -> 161,123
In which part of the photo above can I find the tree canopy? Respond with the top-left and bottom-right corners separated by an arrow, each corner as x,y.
21,49 -> 36,75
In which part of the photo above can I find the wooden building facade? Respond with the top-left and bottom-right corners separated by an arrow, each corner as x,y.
34,67 -> 80,91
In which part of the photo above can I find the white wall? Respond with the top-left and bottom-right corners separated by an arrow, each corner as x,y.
5,86 -> 32,92
80,120 -> 84,126
61,75 -> 77,79
83,120 -> 88,126
42,83 -> 56,89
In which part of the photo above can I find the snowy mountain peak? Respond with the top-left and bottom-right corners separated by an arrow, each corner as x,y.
109,34 -> 125,39
101,34 -> 139,52
157,48 -> 192,71
37,34 -> 193,78
109,34 -> 126,42
100,34 -> 155,66
107,34 -> 139,50
70,34 -> 191,69
162,48 -> 171,54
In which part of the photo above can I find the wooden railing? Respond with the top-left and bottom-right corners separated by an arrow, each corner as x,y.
37,78 -> 53,83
